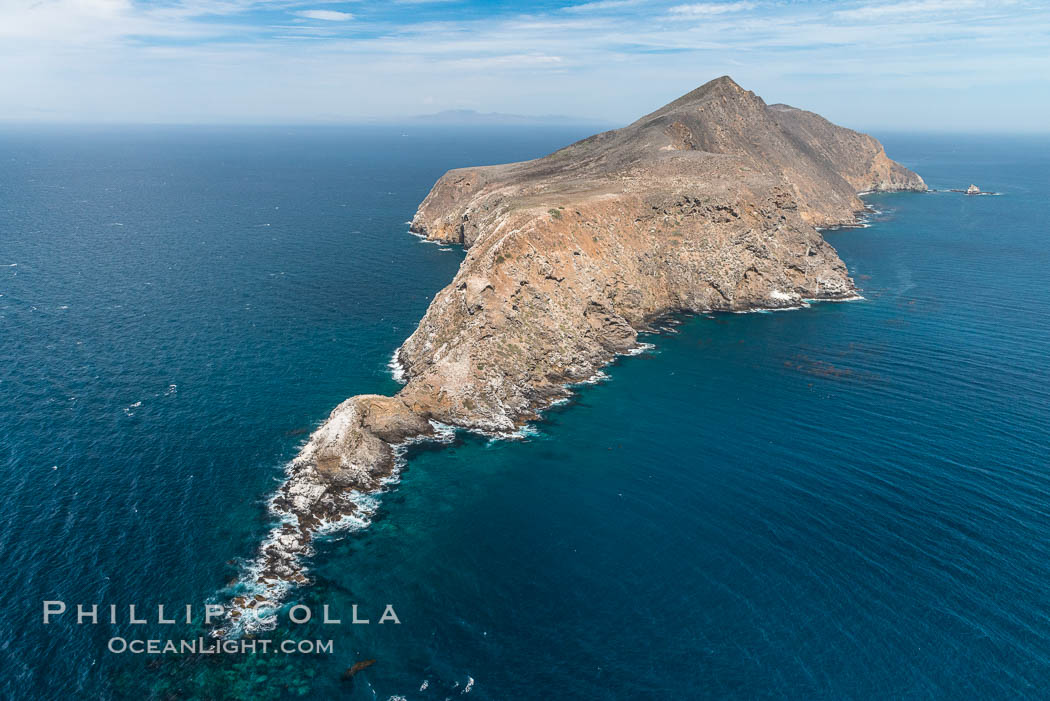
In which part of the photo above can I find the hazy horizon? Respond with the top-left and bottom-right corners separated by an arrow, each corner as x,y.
2,119 -> 1048,136
2,1 -> 1047,132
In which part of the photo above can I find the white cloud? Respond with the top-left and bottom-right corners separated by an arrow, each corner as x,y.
668,2 -> 756,16
833,0 -> 985,21
564,0 -> 644,12
447,53 -> 564,69
295,9 -> 353,21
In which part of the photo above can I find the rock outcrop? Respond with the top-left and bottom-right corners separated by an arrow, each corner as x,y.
242,76 -> 925,608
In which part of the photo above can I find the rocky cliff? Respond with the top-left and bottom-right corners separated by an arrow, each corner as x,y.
247,76 -> 925,598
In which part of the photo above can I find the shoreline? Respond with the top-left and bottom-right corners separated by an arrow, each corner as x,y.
217,197 -> 885,632
215,76 -> 928,627
220,419 -> 457,634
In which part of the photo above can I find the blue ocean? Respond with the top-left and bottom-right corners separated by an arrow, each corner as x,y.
1,126 -> 1048,699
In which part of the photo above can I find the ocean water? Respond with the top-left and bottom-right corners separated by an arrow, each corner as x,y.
1,127 -> 1048,699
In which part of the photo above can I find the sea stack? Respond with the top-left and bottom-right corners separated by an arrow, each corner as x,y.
249,76 -> 926,599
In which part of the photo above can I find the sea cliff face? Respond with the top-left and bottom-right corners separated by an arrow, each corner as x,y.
244,76 -> 925,606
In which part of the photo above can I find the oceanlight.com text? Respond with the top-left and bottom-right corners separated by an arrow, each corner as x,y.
107,637 -> 334,655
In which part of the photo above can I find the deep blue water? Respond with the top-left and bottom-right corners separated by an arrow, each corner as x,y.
1,127 -> 1048,699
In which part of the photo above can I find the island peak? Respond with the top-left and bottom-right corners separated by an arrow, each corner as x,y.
654,74 -> 751,108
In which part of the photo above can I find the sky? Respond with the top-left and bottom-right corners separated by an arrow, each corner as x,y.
0,0 -> 1048,131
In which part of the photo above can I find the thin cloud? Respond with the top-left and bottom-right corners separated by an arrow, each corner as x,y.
564,0 -> 644,12
668,2 -> 756,16
447,53 -> 564,69
295,9 -> 354,21
833,0 -> 985,21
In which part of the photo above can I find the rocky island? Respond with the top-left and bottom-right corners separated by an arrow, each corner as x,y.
242,76 -> 926,608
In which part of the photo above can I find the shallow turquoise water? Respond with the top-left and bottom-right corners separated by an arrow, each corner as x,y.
1,128 -> 1048,699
